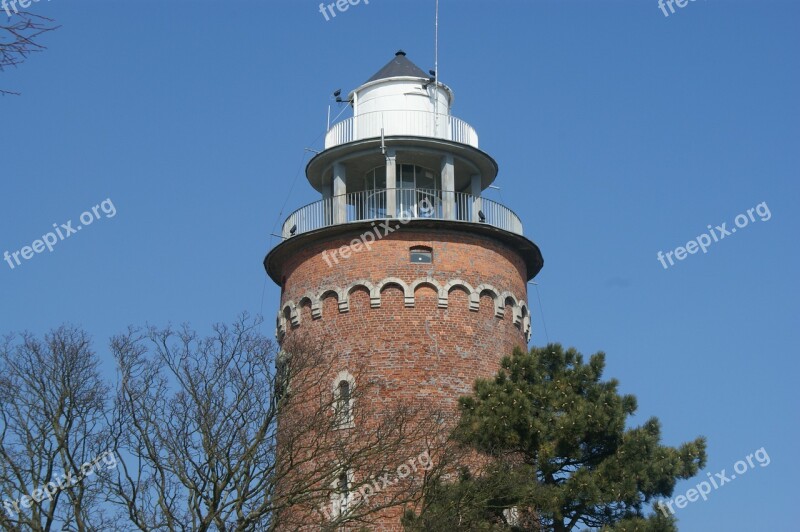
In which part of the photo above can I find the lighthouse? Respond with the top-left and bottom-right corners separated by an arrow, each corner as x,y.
264,50 -> 543,529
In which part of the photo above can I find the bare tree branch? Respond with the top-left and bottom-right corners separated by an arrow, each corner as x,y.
0,316 -> 456,530
0,11 -> 59,95
0,326 -> 113,531
105,314 -> 452,531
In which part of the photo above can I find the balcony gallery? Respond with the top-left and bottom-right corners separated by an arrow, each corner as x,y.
281,188 -> 522,239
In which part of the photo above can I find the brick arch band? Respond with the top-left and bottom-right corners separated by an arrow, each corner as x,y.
278,276 -> 532,342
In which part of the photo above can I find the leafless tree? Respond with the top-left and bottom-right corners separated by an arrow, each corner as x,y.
0,11 -> 59,95
0,326 -> 113,531
270,342 -> 455,531
106,314 -> 450,531
0,316 -> 453,530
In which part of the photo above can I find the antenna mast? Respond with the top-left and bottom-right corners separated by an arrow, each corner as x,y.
434,0 -> 440,130
435,0 -> 439,89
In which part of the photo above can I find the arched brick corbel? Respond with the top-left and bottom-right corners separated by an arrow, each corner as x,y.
347,280 -> 380,308
474,284 -> 502,317
298,294 -> 321,320
276,311 -> 286,340
443,279 -> 477,310
410,277 -> 445,308
523,315 -> 532,342
281,301 -> 301,326
378,277 -> 413,307
498,291 -> 518,320
318,287 -> 347,313
515,302 -> 530,327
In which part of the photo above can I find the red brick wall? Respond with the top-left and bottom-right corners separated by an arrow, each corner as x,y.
274,227 -> 530,530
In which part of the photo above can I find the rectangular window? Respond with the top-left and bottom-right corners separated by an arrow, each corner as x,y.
410,249 -> 432,263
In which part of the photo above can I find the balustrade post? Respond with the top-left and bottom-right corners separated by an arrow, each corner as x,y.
333,163 -> 347,224
386,148 -> 397,217
441,155 -> 455,220
322,181 -> 333,226
471,174 -> 482,223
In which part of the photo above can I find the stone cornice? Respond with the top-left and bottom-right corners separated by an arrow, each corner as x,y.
278,275 -> 532,343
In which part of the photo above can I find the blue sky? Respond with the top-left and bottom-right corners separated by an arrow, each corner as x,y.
1,0 -> 798,529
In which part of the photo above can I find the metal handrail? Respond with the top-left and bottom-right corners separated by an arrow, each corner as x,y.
281,188 -> 522,238
324,110 -> 479,149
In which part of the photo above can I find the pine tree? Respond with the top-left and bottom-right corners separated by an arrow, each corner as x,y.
404,344 -> 707,531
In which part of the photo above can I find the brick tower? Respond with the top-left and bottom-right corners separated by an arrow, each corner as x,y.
264,51 -> 543,529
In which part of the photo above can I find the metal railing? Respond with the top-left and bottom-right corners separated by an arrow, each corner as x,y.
324,110 -> 479,149
281,189 -> 523,238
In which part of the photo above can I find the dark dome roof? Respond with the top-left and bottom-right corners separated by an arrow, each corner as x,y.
365,50 -> 429,83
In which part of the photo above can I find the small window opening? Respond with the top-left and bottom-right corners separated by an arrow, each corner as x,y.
410,247 -> 433,263
337,380 -> 351,420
